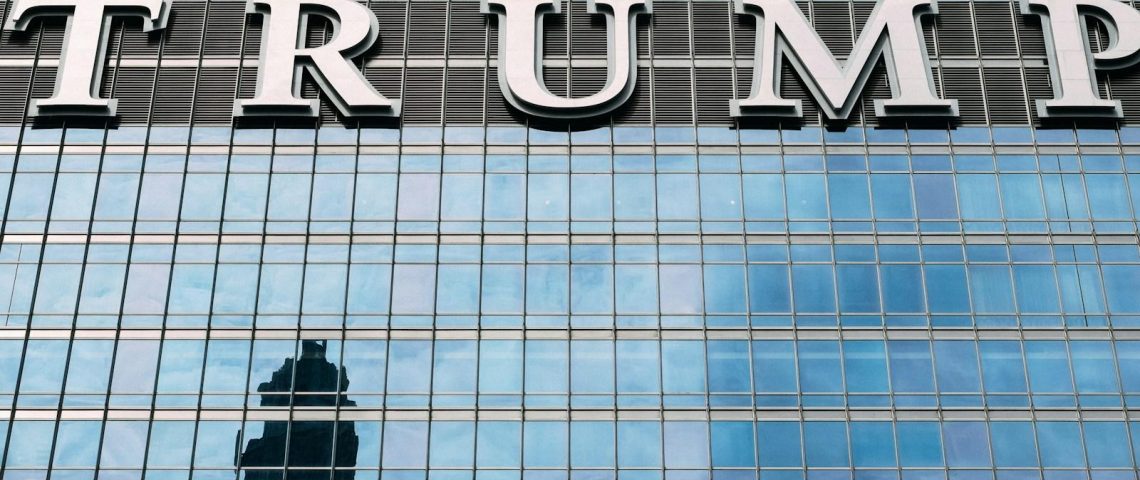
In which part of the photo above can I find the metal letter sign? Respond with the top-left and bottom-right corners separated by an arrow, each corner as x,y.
1020,0 -> 1140,118
732,0 -> 957,120
3,0 -> 171,117
481,0 -> 651,119
235,0 -> 400,117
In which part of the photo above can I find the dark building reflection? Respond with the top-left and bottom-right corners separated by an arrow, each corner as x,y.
239,340 -> 359,480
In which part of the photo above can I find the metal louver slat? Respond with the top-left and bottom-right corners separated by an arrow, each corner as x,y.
652,2 -> 690,57
191,67 -> 238,124
983,67 -> 1029,124
974,2 -> 1018,57
570,0 -> 607,57
202,2 -> 247,56
692,2 -> 731,57
813,2 -> 853,57
934,2 -> 976,57
447,2 -> 486,56
372,1 -> 408,57
151,67 -> 196,124
162,1 -> 205,56
445,67 -> 486,123
653,67 -> 693,124
695,67 -> 734,125
403,67 -> 444,124
408,2 -> 447,56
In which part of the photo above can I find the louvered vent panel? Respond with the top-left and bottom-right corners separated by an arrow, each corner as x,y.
852,2 -> 873,35
445,67 -> 485,123
941,67 -> 986,124
486,70 -> 524,123
571,67 -> 607,99
544,67 -> 569,97
34,17 -> 64,56
30,66 -> 55,100
105,67 -> 156,123
858,64 -> 893,126
191,67 -> 238,124
1025,67 -> 1054,125
306,16 -> 333,49
152,67 -> 195,124
652,2 -> 690,57
163,1 -> 204,56
408,2 -> 446,56
613,66 -> 652,124
780,60 -> 819,124
636,15 -> 650,57
202,2 -> 246,56
372,1 -> 408,56
244,14 -> 262,57
733,10 -> 757,58
570,0 -> 607,56
692,2 -> 731,56
935,2 -> 976,56
488,11 -> 499,56
797,1 -> 810,17
814,2 -> 853,57
975,2 -> 1018,57
545,0 -> 569,57
0,67 -> 31,120
921,16 -> 936,57
654,67 -> 693,124
112,17 -> 162,56
1111,69 -> 1140,124
737,60 -> 753,99
364,67 -> 404,101
403,67 -> 444,124
695,67 -> 734,125
983,67 -> 1028,124
447,2 -> 486,56
1015,9 -> 1046,56
1085,17 -> 1108,53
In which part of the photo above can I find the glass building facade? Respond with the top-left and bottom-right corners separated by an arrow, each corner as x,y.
1,1 -> 1140,480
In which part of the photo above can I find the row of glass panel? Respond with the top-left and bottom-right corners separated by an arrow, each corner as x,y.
4,124 -> 1138,147
5,157 -> 1140,234
6,338 -> 1140,409
3,419 -> 1139,472
5,250 -> 1137,328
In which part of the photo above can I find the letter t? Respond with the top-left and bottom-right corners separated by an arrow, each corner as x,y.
3,0 -> 170,117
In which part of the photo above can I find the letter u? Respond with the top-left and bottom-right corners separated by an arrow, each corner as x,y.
482,0 -> 651,118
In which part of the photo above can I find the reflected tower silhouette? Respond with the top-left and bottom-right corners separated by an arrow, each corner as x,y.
239,340 -> 359,479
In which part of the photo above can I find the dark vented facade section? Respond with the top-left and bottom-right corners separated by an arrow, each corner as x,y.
652,2 -> 691,57
202,2 -> 247,56
695,67 -> 735,125
934,2 -> 976,57
105,67 -> 157,123
571,67 -> 608,99
1025,66 -> 1055,124
486,71 -> 520,124
27,66 -> 56,122
152,67 -> 196,124
692,2 -> 732,57
974,2 -> 1018,57
109,17 -> 162,57
0,67 -> 31,120
653,67 -> 693,124
408,2 -> 447,56
403,68 -> 445,124
570,0 -> 607,56
447,2 -> 486,56
372,1 -> 408,57
191,67 -> 238,124
544,67 -> 569,98
780,60 -> 820,124
445,67 -> 486,124
1111,69 -> 1140,124
365,67 -> 405,106
857,65 -> 892,127
813,2 -> 853,57
733,10 -> 757,58
1015,9 -> 1047,57
941,67 -> 987,124
162,1 -> 205,56
612,67 -> 652,123
983,67 -> 1029,125
545,0 -> 569,57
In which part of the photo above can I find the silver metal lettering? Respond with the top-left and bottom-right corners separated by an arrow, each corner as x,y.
482,0 -> 650,118
3,0 -> 171,117
235,0 -> 399,118
1020,0 -> 1140,118
732,0 -> 957,120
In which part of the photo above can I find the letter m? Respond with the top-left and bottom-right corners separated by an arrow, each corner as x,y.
732,0 -> 958,120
